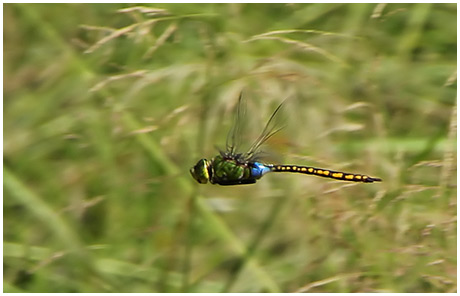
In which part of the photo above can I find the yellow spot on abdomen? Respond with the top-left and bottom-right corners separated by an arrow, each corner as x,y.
332,172 -> 343,178
345,175 -> 354,180
308,168 -> 314,173
317,169 -> 323,174
323,170 -> 330,176
354,175 -> 362,180
301,167 -> 307,172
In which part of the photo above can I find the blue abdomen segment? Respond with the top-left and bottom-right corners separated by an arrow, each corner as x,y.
250,162 -> 272,179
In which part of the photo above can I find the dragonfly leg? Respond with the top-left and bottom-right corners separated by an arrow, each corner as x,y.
216,179 -> 257,185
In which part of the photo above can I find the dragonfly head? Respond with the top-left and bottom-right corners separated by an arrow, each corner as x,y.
190,159 -> 211,184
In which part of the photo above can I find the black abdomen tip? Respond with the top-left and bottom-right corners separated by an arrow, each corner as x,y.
364,177 -> 382,183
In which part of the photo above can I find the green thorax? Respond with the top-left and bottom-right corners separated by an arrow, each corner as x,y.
210,154 -> 254,185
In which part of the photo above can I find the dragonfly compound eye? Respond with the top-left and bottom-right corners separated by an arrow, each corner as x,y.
190,159 -> 210,184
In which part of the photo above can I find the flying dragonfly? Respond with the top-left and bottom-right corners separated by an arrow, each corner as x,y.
190,93 -> 381,185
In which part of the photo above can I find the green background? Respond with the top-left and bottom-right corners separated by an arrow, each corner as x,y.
4,3 -> 456,292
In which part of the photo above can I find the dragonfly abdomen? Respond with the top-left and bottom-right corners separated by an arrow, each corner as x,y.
270,164 -> 381,183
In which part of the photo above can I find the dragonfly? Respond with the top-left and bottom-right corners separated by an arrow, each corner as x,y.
190,93 -> 381,186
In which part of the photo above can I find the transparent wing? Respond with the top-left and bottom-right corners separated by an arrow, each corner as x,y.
225,92 -> 245,155
243,100 -> 286,161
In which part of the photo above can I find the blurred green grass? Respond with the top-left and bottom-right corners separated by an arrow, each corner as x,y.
4,3 -> 456,292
